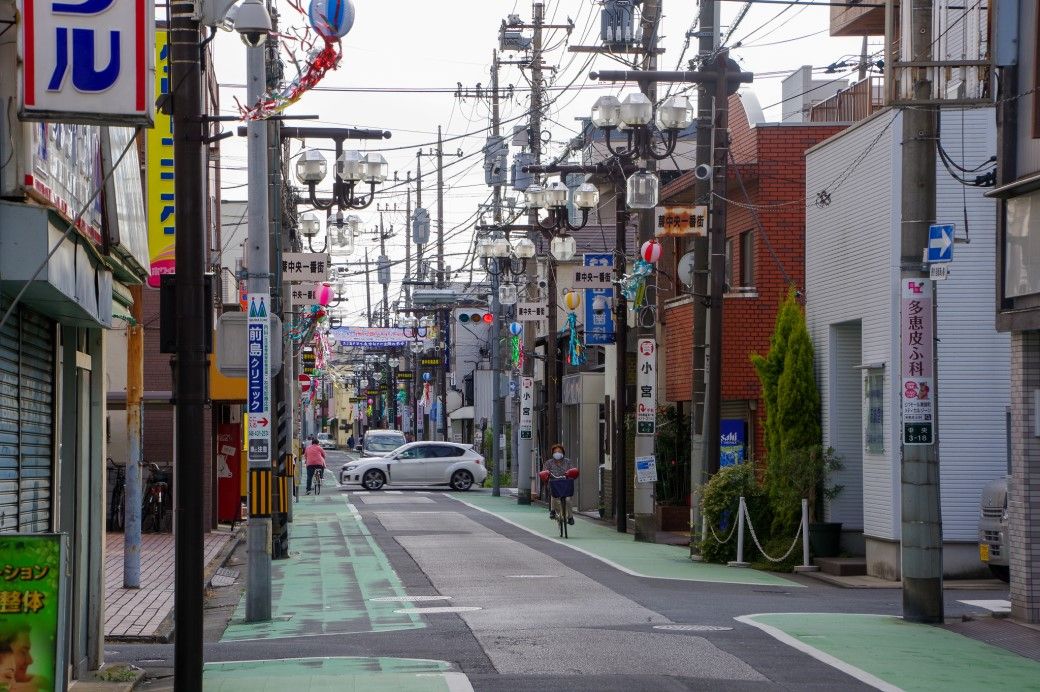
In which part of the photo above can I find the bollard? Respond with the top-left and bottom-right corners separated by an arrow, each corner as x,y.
728,496 -> 750,568
794,498 -> 820,573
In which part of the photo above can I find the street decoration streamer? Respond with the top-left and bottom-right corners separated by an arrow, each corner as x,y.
237,0 -> 347,121
620,258 -> 654,309
566,312 -> 586,366
509,322 -> 523,368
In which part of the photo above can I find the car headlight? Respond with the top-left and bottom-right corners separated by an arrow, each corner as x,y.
343,465 -> 357,472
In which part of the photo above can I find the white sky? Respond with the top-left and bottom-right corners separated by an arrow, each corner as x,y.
211,0 -> 877,325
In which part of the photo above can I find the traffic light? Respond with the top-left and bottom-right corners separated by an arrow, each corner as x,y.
458,312 -> 494,324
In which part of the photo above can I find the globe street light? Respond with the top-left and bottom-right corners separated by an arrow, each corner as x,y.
295,146 -> 388,211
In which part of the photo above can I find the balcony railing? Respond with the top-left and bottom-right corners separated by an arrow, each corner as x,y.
809,77 -> 885,124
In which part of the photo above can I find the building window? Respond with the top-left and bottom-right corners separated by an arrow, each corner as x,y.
740,230 -> 755,288
864,368 -> 884,454
724,238 -> 733,287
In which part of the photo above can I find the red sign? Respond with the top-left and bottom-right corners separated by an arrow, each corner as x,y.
299,374 -> 311,393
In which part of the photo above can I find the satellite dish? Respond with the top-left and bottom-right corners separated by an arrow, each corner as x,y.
678,251 -> 697,288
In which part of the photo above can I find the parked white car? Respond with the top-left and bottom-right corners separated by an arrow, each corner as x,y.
340,441 -> 486,491
316,432 -> 337,450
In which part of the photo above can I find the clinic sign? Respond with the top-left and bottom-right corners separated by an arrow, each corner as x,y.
18,0 -> 155,124
247,294 -> 272,466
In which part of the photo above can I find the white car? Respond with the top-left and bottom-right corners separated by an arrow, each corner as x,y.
340,441 -> 487,491
316,433 -> 337,450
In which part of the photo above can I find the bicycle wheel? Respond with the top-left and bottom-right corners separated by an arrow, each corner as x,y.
558,497 -> 566,538
112,487 -> 125,531
315,469 -> 323,495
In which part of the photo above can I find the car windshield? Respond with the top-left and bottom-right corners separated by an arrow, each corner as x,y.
367,436 -> 404,452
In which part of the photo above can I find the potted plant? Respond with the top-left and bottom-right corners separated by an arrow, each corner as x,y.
783,445 -> 844,557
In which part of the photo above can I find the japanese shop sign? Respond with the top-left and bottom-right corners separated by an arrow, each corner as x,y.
636,339 -> 657,435
0,534 -> 68,692
281,253 -> 331,282
655,205 -> 707,237
900,279 -> 934,445
584,253 -> 615,345
145,30 -> 174,287
329,327 -> 409,348
516,302 -> 547,322
18,0 -> 155,124
24,123 -> 104,245
247,293 -> 271,466
519,376 -> 534,440
566,266 -> 613,289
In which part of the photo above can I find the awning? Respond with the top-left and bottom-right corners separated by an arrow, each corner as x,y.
449,406 -> 474,422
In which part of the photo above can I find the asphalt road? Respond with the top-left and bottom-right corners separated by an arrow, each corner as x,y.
122,469 -> 1012,691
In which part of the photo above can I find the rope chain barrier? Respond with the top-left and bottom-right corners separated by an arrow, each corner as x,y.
742,501 -> 805,564
706,509 -> 739,545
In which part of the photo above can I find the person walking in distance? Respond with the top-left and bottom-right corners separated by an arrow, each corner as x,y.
544,444 -> 576,525
304,436 -> 326,495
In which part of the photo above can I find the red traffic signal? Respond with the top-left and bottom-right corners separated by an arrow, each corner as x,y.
458,312 -> 493,324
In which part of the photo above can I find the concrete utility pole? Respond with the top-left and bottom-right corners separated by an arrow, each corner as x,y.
436,126 -> 448,441
632,0 -> 662,542
244,34 -> 272,624
690,0 -> 720,558
613,186 -> 630,533
365,248 -> 373,327
490,49 -> 505,497
379,209 -> 390,326
169,0 -> 207,684
124,285 -> 143,588
899,0 -> 943,623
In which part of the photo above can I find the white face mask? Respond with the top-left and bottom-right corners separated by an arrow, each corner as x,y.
552,452 -> 564,460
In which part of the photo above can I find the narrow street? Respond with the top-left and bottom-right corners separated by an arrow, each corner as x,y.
114,463 -> 1036,691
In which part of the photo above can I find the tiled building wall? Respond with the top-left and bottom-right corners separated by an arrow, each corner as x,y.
1010,330 -> 1040,623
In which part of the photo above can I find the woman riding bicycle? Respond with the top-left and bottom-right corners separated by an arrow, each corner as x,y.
304,436 -> 327,495
543,444 -> 576,525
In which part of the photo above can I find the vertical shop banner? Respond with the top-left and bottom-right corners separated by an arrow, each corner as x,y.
900,279 -> 935,445
636,339 -> 657,435
0,534 -> 68,692
247,294 -> 272,466
145,30 -> 174,287
583,253 -> 615,345
519,376 -> 534,440
720,419 -> 746,467
18,0 -> 155,124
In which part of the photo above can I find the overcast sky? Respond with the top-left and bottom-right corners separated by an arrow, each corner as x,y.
210,0 -> 876,325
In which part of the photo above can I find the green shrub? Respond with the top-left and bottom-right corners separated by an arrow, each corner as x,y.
698,463 -> 771,564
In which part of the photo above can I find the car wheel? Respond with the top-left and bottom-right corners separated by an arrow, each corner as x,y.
989,564 -> 1010,583
450,470 -> 474,492
362,469 -> 386,491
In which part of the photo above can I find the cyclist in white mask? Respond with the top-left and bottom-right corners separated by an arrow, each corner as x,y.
543,444 -> 576,525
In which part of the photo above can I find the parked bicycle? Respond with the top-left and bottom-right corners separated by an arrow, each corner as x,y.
142,462 -> 172,533
107,459 -> 125,532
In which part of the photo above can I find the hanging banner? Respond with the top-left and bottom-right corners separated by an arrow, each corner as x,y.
636,339 -> 657,435
145,30 -> 174,287
900,278 -> 934,445
519,376 -> 534,440
655,205 -> 707,237
329,326 -> 409,347
584,253 -> 615,345
18,0 -> 155,124
0,534 -> 69,692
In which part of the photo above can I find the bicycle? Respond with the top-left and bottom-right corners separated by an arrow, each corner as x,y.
142,462 -> 172,532
313,464 -> 325,495
542,470 -> 578,539
107,459 -> 125,532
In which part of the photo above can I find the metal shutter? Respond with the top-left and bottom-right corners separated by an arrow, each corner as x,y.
0,297 -> 55,533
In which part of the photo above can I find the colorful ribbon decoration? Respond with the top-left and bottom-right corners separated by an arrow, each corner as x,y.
566,312 -> 586,366
620,259 -> 654,308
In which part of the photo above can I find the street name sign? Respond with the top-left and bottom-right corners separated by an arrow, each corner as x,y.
516,302 -> 548,321
567,266 -> 614,289
926,224 -> 954,263
247,293 -> 272,466
519,377 -> 534,439
636,339 -> 657,435
281,253 -> 331,282
655,205 -> 707,237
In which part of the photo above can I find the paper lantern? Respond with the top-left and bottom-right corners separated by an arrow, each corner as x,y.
423,372 -> 432,382
308,0 -> 355,39
315,282 -> 333,306
509,322 -> 523,336
641,239 -> 662,264
563,290 -> 581,312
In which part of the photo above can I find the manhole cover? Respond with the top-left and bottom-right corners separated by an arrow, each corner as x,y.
653,624 -> 733,632
370,595 -> 452,602
393,606 -> 482,615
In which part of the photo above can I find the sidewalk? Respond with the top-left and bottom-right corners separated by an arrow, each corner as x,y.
104,529 -> 237,641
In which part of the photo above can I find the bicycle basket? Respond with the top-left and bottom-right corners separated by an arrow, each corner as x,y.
548,477 -> 575,499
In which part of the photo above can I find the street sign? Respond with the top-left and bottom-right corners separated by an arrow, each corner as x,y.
298,373 -> 311,393
635,455 -> 658,483
636,339 -> 657,435
926,224 -> 954,263
584,253 -> 615,345
281,253 -> 331,282
567,266 -> 614,289
247,293 -> 272,466
900,279 -> 934,446
929,264 -> 950,281
516,302 -> 547,321
519,377 -> 534,439
655,205 -> 707,237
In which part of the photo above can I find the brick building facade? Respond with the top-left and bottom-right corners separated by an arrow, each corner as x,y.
660,93 -> 844,463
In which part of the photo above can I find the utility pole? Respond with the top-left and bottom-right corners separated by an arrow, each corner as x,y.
899,0 -> 943,623
365,248 -> 373,327
632,0 -> 662,542
490,48 -> 504,497
690,0 -> 719,558
169,0 -> 207,684
244,33 -> 272,623
436,126 -> 447,441
124,284 -> 143,588
613,186 -> 630,533
379,209 -> 390,326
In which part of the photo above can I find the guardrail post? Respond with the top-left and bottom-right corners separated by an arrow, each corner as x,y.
794,497 -> 819,573
728,496 -> 750,568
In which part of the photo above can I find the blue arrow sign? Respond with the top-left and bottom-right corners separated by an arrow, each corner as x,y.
927,224 -> 954,263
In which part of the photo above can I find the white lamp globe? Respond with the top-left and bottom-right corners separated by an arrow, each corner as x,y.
491,237 -> 511,258
627,170 -> 659,209
620,92 -> 653,127
362,152 -> 389,184
295,149 -> 328,184
336,150 -> 365,182
543,181 -> 568,209
525,184 -> 545,209
476,236 -> 494,259
550,234 -> 576,261
512,237 -> 536,259
591,95 -> 622,128
573,182 -> 600,210
298,212 -> 320,238
656,95 -> 694,131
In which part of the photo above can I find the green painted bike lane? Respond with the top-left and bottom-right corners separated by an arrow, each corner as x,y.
738,613 -> 1040,692
210,494 -> 472,691
453,492 -> 798,587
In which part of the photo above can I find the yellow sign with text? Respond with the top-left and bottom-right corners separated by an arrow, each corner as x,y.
146,30 -> 175,288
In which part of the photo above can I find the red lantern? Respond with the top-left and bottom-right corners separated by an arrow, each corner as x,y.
641,239 -> 662,264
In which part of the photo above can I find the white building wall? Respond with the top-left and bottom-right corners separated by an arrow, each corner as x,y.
806,109 -> 903,542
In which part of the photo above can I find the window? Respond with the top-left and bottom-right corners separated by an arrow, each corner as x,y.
740,230 -> 755,288
724,238 -> 733,288
434,445 -> 465,457
864,368 -> 884,454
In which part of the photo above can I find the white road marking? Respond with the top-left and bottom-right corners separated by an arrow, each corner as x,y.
957,599 -> 1011,613
370,595 -> 453,602
393,606 -> 483,614
504,574 -> 557,579
734,614 -> 902,692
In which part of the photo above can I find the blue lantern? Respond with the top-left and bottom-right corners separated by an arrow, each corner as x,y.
422,372 -> 432,382
308,0 -> 355,39
509,322 -> 523,336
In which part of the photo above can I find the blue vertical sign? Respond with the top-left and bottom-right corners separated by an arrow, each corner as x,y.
584,253 -> 615,345
720,419 -> 746,467
247,293 -> 271,466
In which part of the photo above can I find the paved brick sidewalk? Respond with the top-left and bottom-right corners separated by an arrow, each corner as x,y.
105,531 -> 235,640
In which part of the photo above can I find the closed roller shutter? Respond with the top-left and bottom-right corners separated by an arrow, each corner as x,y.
0,297 -> 55,533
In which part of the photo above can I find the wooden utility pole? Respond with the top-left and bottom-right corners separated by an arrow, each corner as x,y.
124,285 -> 143,588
